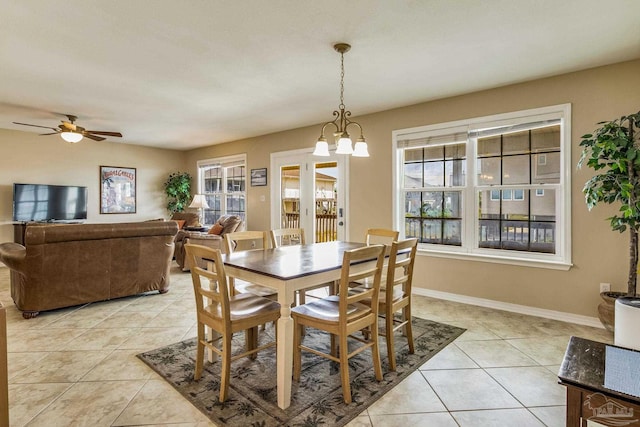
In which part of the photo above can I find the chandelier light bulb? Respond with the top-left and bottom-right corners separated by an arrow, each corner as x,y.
313,139 -> 330,156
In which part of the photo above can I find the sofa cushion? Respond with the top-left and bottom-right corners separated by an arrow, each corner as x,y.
218,215 -> 243,235
208,223 -> 224,235
170,212 -> 199,227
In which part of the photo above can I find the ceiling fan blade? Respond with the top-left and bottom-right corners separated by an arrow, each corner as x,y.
13,122 -> 58,131
83,133 -> 106,142
39,132 -> 60,135
85,131 -> 123,137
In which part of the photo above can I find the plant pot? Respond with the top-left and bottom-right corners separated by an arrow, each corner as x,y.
615,296 -> 640,350
597,291 -> 627,332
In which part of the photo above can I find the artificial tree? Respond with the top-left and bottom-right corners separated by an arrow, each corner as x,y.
579,111 -> 640,297
164,172 -> 192,214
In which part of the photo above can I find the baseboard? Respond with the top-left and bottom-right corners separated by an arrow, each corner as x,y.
413,287 -> 604,329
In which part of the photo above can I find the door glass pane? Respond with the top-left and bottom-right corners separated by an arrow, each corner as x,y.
281,165 -> 300,228
315,162 -> 337,243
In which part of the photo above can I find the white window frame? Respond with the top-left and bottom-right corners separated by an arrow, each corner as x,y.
392,104 -> 572,270
196,154 -> 247,225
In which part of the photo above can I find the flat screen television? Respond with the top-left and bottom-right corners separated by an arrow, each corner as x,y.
13,183 -> 88,222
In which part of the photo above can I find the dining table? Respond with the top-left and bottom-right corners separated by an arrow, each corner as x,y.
222,240 -> 370,409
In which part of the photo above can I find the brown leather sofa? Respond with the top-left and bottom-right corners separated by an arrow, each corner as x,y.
174,215 -> 243,271
0,221 -> 178,318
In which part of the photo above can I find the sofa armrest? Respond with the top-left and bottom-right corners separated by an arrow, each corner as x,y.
0,243 -> 26,273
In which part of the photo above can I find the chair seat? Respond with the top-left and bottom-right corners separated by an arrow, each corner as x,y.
233,279 -> 277,298
291,295 -> 371,323
202,292 -> 281,322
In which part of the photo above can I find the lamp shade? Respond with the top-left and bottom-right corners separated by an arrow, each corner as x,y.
313,139 -> 330,156
188,194 -> 210,209
61,131 -> 83,143
352,141 -> 369,157
335,136 -> 353,154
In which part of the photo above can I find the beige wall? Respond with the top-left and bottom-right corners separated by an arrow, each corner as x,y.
184,59 -> 640,318
0,129 -> 186,244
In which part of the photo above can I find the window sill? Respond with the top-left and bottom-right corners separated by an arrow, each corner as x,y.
417,247 -> 572,271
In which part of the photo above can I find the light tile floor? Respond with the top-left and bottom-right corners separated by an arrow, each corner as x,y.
1,265 -> 613,426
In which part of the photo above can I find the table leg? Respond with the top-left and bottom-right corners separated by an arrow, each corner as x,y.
565,386 -> 581,427
276,288 -> 295,409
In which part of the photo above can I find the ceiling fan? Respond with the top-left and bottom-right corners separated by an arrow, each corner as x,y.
12,114 -> 123,143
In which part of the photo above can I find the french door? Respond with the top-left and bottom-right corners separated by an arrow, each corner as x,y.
270,149 -> 348,243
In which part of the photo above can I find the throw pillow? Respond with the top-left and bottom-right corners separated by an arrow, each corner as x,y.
173,219 -> 186,229
208,223 -> 224,235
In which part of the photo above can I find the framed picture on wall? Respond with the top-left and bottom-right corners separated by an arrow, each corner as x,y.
251,168 -> 267,186
100,166 -> 137,214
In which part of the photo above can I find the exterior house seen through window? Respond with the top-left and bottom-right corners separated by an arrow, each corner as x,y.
393,104 -> 571,269
197,154 -> 246,225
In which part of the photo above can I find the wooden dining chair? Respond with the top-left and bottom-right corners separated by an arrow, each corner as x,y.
184,243 -> 281,402
269,227 -> 305,248
291,244 -> 386,404
270,227 -> 333,305
348,228 -> 400,291
365,228 -> 399,249
351,238 -> 418,371
224,231 -> 277,299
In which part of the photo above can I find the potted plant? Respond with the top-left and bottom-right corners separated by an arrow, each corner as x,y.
164,171 -> 192,214
579,111 -> 640,333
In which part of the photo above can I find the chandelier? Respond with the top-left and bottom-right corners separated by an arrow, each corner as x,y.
313,43 -> 369,157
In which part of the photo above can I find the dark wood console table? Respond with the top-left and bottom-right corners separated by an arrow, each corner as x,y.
558,336 -> 640,426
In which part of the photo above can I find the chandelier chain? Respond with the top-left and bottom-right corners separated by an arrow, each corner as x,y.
339,51 -> 345,110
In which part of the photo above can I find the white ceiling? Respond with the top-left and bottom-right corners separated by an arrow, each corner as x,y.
2,0 -> 639,150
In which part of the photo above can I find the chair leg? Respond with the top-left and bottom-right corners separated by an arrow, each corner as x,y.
293,321 -> 302,381
219,333 -> 232,402
298,290 -> 306,305
404,305 -> 414,355
371,319 -> 383,382
386,309 -> 397,371
194,323 -> 205,380
246,326 -> 258,360
339,333 -> 352,404
330,333 -> 337,358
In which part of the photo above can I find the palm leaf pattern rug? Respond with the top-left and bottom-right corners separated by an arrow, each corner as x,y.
138,316 -> 464,427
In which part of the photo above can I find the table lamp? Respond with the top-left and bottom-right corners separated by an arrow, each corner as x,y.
188,194 -> 209,227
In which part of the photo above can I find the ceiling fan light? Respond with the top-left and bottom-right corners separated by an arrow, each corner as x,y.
61,131 -> 83,143
352,141 -> 369,157
335,136 -> 353,154
313,139 -> 330,156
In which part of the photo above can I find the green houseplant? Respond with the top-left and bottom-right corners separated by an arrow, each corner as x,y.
578,111 -> 640,330
164,172 -> 192,214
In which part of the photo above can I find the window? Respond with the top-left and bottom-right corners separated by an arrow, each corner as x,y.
197,154 -> 246,225
393,104 -> 571,268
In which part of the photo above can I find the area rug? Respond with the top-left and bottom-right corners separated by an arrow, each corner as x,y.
137,317 -> 465,427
